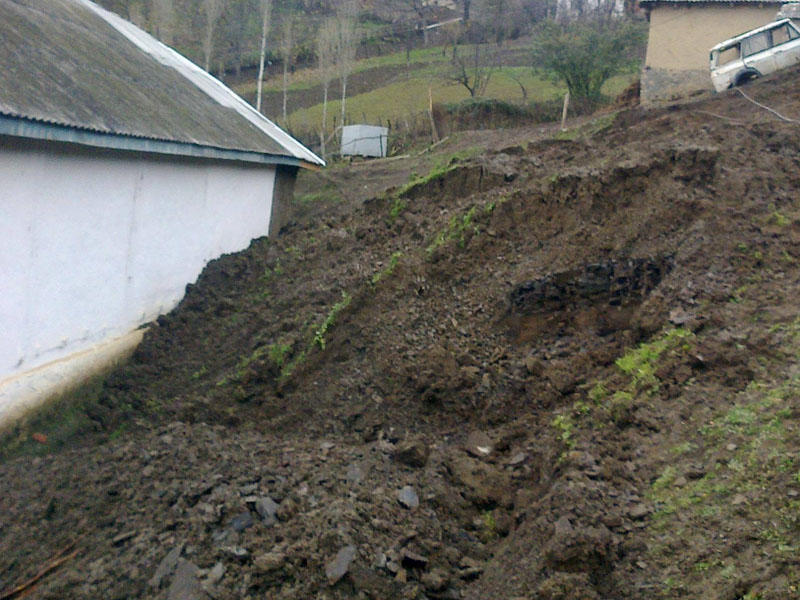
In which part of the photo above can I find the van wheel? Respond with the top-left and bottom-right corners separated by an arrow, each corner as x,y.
734,71 -> 760,87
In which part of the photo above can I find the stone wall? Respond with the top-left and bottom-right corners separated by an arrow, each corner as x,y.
641,67 -> 712,103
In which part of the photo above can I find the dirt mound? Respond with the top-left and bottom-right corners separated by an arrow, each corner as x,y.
4,70 -> 800,599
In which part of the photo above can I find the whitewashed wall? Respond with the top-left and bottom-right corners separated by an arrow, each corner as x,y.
0,142 -> 275,386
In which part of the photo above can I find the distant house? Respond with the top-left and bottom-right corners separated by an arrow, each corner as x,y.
640,0 -> 784,102
0,0 -> 323,423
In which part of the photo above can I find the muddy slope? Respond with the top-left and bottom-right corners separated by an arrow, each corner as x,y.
3,72 -> 800,600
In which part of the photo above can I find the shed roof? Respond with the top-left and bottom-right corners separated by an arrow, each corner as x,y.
0,0 -> 324,167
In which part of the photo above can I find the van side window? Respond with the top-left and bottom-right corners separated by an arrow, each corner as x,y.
742,31 -> 770,56
717,44 -> 741,65
772,23 -> 800,46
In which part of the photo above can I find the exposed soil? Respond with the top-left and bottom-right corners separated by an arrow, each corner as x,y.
3,71 -> 800,600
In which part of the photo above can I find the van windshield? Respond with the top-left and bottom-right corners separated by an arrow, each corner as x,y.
712,44 -> 740,67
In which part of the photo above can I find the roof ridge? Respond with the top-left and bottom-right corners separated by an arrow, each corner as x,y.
75,0 -> 324,166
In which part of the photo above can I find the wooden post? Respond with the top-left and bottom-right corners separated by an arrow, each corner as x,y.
428,85 -> 439,143
560,91 -> 570,132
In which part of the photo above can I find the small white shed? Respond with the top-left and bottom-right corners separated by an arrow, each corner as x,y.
0,0 -> 324,424
341,125 -> 389,158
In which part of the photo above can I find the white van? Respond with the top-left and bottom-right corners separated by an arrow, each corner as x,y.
710,18 -> 800,91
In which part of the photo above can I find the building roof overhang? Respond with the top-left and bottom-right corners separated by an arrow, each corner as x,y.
0,0 -> 324,169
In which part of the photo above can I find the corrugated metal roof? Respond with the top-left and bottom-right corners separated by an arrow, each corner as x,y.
641,0 -> 782,5
0,0 -> 324,167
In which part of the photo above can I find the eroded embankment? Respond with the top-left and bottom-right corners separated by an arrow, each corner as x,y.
4,75 -> 800,600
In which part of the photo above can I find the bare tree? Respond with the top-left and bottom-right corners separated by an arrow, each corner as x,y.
507,69 -> 528,102
255,0 -> 273,113
336,0 -> 360,127
317,18 -> 338,157
202,0 -> 225,73
480,0 -> 528,44
280,17 -> 295,124
150,0 -> 175,45
449,42 -> 494,97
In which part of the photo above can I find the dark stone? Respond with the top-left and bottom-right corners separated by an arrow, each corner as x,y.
401,549 -> 429,569
395,440 -> 430,468
229,511 -> 255,532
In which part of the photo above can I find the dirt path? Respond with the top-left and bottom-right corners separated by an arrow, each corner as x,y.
3,70 -> 800,599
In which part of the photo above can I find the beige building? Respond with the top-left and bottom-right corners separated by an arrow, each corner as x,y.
641,0 -> 784,102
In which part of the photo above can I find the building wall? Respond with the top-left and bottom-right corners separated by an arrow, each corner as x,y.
269,165 -> 299,237
0,138 -> 275,394
642,4 -> 779,102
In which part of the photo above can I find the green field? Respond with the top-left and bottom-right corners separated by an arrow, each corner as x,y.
233,40 -> 638,138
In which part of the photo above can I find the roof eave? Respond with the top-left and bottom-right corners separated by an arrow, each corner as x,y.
0,113 -> 317,169
641,0 -> 782,4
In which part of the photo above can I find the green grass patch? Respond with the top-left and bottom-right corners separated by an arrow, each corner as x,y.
313,291 -> 353,350
427,205 -> 480,254
615,328 -> 694,391
371,251 -> 403,287
283,52 -> 634,136
552,413 -> 576,450
0,373 -> 111,461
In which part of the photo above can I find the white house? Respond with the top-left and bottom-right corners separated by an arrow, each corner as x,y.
0,0 -> 324,425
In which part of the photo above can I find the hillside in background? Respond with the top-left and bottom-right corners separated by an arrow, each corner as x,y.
96,0 -> 643,151
3,68 -> 800,599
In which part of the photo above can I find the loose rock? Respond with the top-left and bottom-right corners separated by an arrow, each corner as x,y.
150,544 -> 183,590
221,546 -> 250,562
397,485 -> 419,509
325,545 -> 357,585
254,551 -> 286,573
229,511 -> 255,532
167,559 -> 206,600
422,568 -> 450,593
252,496 -> 279,525
464,431 -> 494,458
395,440 -> 430,468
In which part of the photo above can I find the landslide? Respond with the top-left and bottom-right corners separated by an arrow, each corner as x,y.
3,72 -> 800,600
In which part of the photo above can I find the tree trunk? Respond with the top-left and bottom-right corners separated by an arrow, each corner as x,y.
282,20 -> 293,123
340,75 -> 348,126
256,0 -> 272,113
321,83 -> 328,156
202,0 -> 224,73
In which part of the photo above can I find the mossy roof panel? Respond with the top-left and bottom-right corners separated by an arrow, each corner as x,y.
0,0 -> 323,166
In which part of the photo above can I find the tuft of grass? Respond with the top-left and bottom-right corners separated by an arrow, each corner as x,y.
371,252 -> 403,287
313,291 -> 352,350
614,328 -> 693,391
552,413 -> 576,450
388,197 -> 407,223
427,205 -> 480,254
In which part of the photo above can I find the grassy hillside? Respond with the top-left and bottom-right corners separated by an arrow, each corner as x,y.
234,39 -> 638,143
